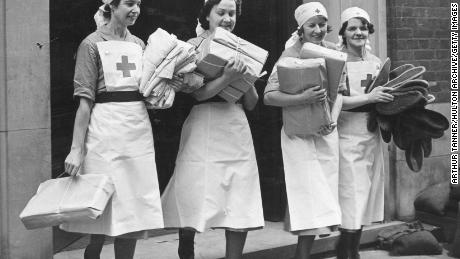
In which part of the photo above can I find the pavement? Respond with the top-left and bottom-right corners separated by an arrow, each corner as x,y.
54,221 -> 459,259
325,250 -> 457,259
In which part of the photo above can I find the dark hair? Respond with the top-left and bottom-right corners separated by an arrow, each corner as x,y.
296,24 -> 333,37
102,0 -> 122,19
198,0 -> 242,30
338,17 -> 375,47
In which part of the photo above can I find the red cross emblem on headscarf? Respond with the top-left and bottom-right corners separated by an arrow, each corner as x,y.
315,9 -> 321,13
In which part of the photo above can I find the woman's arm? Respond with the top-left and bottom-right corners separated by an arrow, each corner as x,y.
64,97 -> 93,176
242,86 -> 258,110
264,86 -> 326,107
192,58 -> 246,101
342,86 -> 394,110
317,93 -> 343,136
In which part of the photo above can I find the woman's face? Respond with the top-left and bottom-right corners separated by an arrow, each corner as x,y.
207,0 -> 237,32
111,0 -> 141,27
344,18 -> 369,49
301,16 -> 327,44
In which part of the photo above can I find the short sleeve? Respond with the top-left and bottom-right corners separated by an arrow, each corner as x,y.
264,65 -> 281,94
73,39 -> 99,101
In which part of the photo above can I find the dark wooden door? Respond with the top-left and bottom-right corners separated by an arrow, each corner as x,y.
233,0 -> 301,221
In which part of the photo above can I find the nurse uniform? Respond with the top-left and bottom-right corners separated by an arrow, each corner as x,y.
161,31 -> 264,232
60,26 -> 164,236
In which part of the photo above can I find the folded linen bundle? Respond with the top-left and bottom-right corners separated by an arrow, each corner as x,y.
141,28 -> 204,109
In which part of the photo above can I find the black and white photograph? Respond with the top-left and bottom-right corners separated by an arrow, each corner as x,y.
0,0 -> 457,258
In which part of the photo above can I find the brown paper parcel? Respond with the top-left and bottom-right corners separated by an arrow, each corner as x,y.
196,27 -> 268,102
19,174 -> 114,230
219,84 -> 246,103
300,42 -> 347,103
277,57 -> 333,136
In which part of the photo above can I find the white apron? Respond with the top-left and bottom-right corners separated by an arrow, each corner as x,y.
161,102 -> 264,232
338,61 -> 385,230
61,41 -> 164,236
281,128 -> 341,233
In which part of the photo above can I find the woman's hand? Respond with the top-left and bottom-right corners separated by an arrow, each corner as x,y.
318,122 -> 336,136
64,148 -> 84,176
367,86 -> 394,103
222,57 -> 247,82
298,86 -> 327,104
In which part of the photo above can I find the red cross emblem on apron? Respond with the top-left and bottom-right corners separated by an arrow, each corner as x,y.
360,74 -> 373,88
117,56 -> 137,78
346,61 -> 380,96
97,41 -> 143,92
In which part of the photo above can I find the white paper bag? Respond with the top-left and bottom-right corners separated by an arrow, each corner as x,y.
20,174 -> 114,230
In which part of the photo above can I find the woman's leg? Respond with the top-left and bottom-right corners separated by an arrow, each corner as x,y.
349,228 -> 362,259
336,230 -> 352,259
84,234 -> 106,259
294,235 -> 315,259
114,238 -> 137,259
178,228 -> 196,259
336,228 -> 362,259
225,230 -> 248,259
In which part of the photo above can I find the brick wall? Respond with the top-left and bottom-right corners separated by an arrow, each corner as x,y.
386,0 -> 452,221
387,0 -> 450,102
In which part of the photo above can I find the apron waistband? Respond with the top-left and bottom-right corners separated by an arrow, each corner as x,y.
194,95 -> 227,105
343,103 -> 374,113
95,91 -> 143,103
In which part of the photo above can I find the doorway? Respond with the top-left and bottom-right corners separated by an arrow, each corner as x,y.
50,0 -> 300,252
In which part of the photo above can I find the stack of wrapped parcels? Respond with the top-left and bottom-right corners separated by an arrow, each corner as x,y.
277,43 -> 347,135
19,174 -> 114,229
196,27 -> 269,102
140,28 -> 204,109
278,58 -> 331,135
300,43 -> 347,103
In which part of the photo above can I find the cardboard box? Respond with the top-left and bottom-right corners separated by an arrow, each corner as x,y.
277,57 -> 332,136
20,174 -> 114,229
300,42 -> 347,102
196,27 -> 268,102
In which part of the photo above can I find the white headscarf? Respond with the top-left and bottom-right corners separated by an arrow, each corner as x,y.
285,2 -> 328,49
94,0 -> 114,29
337,7 -> 372,51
